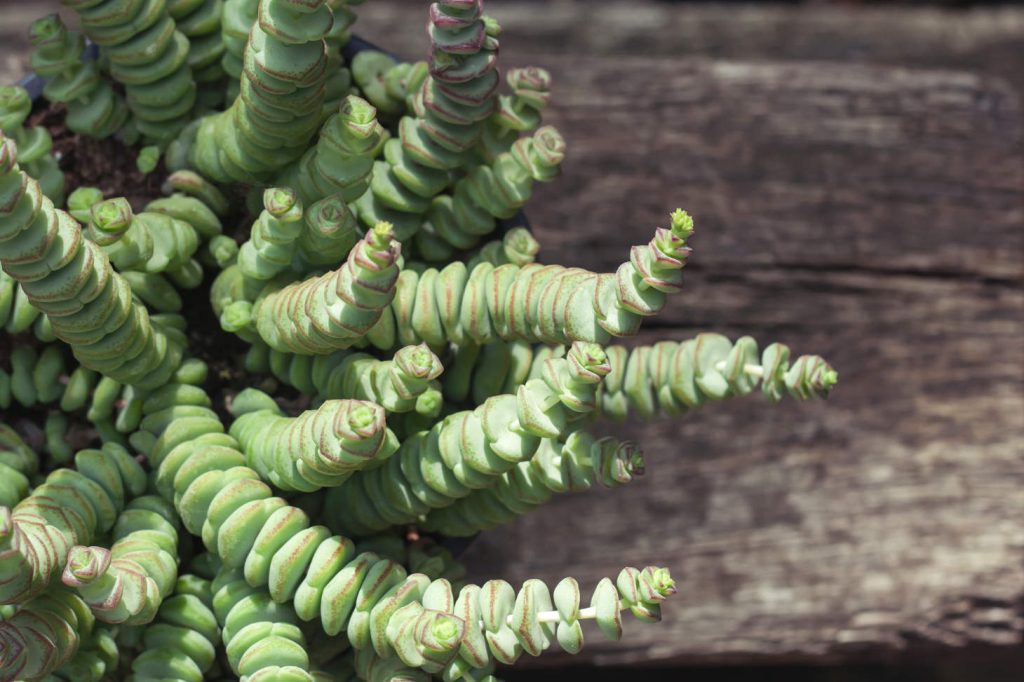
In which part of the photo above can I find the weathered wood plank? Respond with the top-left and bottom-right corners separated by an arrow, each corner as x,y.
5,2 -> 1024,88
462,272 -> 1024,665
450,54 -> 1024,665
524,57 -> 1024,280
354,1 -> 1024,91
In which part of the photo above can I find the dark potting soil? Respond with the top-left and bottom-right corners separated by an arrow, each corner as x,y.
29,100 -> 165,212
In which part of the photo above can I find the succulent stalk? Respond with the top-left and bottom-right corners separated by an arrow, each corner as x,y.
476,67 -> 553,163
450,334 -> 838,421
0,135 -> 185,388
422,433 -> 645,537
60,0 -> 198,143
28,14 -> 130,140
189,0 -> 334,182
600,334 -> 839,418
230,390 -> 400,492
252,342 -> 445,413
220,0 -> 260,104
321,342 -> 611,537
211,565 -> 317,680
251,222 -> 402,354
236,186 -> 306,281
416,124 -> 564,259
274,94 -> 386,207
61,496 -> 180,625
0,85 -> 64,204
350,50 -> 416,119
169,0 -> 229,111
129,572 -> 221,682
362,210 -> 693,350
353,0 -> 501,241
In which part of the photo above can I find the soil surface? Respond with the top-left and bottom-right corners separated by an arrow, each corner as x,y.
30,100 -> 164,210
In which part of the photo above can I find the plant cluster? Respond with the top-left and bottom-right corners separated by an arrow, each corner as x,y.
0,1 -> 837,680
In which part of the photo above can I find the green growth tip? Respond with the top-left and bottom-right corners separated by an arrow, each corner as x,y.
651,567 -> 676,597
342,95 -> 377,126
670,209 -> 694,240
348,404 -> 378,431
265,187 -> 300,216
220,301 -> 254,333
370,221 -> 395,246
64,546 -> 108,584
28,14 -> 61,42
431,616 -> 461,645
91,198 -> 133,233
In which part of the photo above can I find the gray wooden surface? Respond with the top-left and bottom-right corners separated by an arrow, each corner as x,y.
2,0 -> 1023,667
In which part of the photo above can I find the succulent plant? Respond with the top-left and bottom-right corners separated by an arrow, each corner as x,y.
0,0 -> 838,679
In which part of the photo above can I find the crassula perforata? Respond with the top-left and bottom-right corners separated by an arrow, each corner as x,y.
0,1 -> 837,680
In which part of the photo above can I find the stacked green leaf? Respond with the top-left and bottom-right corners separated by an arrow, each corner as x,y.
60,0 -> 198,143
129,572 -> 221,682
356,210 -> 694,351
0,85 -> 64,204
0,443 -> 146,605
422,432 -> 645,537
28,14 -> 130,140
0,137 -> 186,388
189,0 -> 334,182
321,342 -> 611,537
169,0 -> 228,110
353,0 -> 501,242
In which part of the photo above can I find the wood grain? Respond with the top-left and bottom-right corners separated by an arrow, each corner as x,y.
354,1 -> 1024,91
455,54 -> 1024,665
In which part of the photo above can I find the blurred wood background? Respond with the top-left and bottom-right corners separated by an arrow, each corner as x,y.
2,0 -> 1023,673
